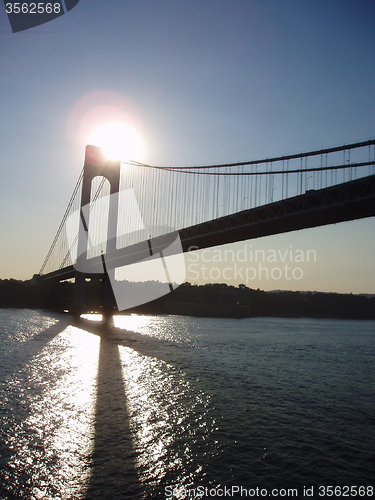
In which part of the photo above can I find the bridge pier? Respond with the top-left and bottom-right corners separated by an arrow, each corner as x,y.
71,274 -> 117,316
72,271 -> 86,315
31,274 -> 40,286
102,272 -> 116,317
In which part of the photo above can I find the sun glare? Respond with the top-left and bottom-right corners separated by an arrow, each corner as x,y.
90,123 -> 143,161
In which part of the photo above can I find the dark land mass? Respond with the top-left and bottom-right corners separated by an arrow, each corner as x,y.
0,279 -> 375,320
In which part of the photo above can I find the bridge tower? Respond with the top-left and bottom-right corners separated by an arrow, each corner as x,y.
72,145 -> 121,315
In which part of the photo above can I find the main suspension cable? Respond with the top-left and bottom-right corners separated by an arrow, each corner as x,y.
121,139 -> 375,171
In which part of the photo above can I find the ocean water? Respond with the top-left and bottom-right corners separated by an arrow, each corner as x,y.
0,309 -> 374,499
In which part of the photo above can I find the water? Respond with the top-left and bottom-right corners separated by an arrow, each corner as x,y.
0,309 -> 374,499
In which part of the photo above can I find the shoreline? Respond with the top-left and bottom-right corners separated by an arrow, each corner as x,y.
1,280 -> 375,321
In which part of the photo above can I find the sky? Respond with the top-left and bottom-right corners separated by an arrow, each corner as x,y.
0,0 -> 374,293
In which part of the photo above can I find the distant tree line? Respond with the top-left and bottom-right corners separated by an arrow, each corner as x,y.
161,283 -> 375,320
0,279 -> 374,320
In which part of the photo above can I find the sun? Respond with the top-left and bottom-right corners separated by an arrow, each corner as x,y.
89,123 -> 143,161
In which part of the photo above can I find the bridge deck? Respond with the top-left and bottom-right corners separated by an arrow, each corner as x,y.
39,174 -> 375,283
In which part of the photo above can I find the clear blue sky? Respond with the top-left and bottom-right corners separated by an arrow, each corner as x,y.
0,1 -> 374,292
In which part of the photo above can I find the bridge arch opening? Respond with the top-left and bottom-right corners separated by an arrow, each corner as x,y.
87,176 -> 111,259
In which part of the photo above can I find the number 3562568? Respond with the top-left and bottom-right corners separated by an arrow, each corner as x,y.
5,3 -> 62,14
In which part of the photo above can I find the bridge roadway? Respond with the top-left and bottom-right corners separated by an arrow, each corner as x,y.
38,174 -> 375,283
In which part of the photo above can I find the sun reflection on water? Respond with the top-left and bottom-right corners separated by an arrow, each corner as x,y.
113,314 -> 156,333
118,344 -> 218,496
80,313 -> 103,321
113,313 -> 202,348
2,312 -> 221,498
1,324 -> 100,500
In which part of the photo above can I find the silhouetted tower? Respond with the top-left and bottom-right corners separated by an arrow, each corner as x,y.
72,145 -> 121,314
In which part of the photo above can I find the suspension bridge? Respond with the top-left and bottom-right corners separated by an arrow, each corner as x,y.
33,139 -> 375,312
